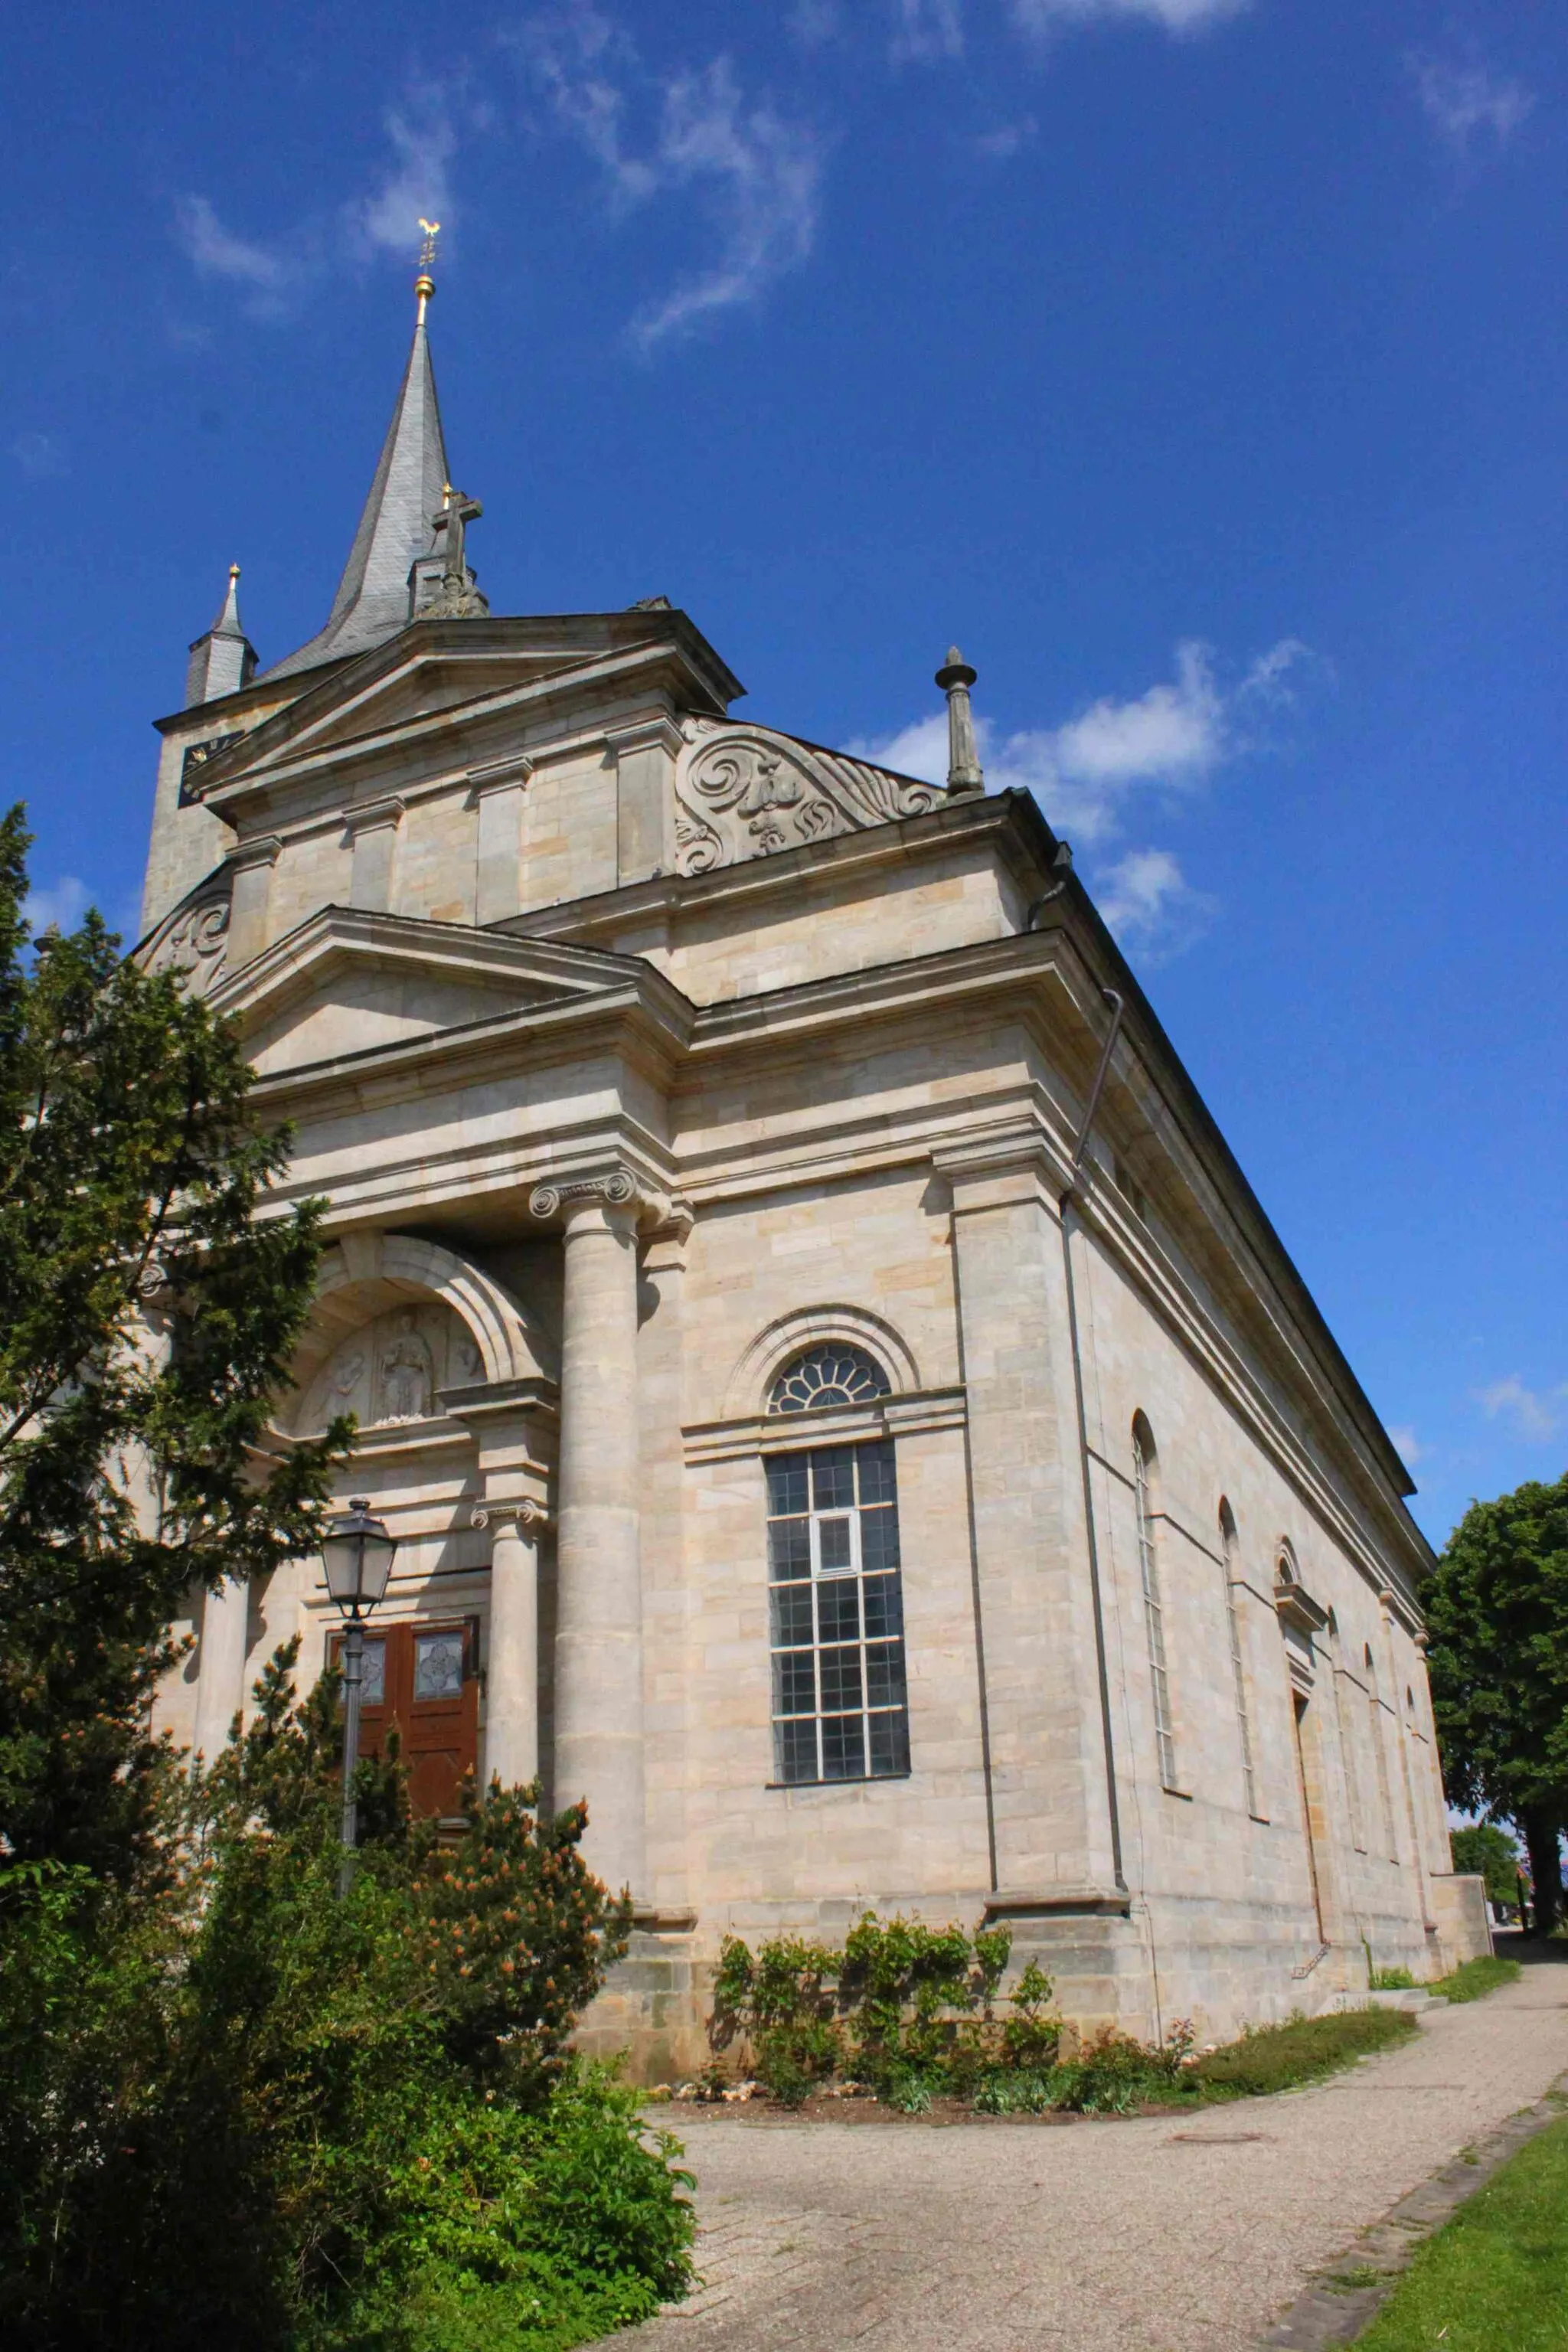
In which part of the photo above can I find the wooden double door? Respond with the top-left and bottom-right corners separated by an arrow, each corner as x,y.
341,1617 -> 480,1820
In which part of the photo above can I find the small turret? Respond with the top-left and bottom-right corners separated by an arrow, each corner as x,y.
185,564 -> 257,706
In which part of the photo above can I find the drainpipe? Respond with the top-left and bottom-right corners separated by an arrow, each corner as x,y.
1059,985 -> 1128,1892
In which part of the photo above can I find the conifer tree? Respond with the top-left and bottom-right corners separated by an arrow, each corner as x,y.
0,805 -> 345,1883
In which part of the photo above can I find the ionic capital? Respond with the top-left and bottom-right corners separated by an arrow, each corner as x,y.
528,1168 -> 671,1231
471,1497 -> 550,1535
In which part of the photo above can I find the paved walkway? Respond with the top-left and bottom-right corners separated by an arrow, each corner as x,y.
632,1942 -> 1568,2352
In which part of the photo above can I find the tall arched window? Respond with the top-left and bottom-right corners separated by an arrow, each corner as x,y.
1132,1416 -> 1177,1789
764,1344 -> 909,1785
1365,1642 -> 1399,1863
1218,1501 -> 1258,1816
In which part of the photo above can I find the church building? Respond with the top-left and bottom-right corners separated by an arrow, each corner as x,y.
143,254 -> 1488,2074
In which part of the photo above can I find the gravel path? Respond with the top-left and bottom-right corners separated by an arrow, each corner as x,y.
631,1942 -> 1568,2352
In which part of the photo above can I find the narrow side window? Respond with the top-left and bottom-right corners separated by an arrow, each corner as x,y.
1133,1417 -> 1178,1789
1219,1501 -> 1259,1815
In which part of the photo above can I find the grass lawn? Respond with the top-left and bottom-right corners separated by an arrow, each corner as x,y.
1353,2110 -> 1568,2350
1428,1955 -> 1523,2004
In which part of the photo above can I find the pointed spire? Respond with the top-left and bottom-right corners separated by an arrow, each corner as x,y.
935,645 -> 985,794
185,563 -> 257,705
260,247 -> 473,681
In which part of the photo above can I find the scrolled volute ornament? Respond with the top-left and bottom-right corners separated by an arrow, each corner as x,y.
528,1168 -> 639,1223
470,1498 -> 550,1534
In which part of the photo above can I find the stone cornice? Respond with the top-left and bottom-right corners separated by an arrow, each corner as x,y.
683,1385 -> 968,1467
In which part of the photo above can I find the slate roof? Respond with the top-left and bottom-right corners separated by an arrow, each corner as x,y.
258,310 -> 450,682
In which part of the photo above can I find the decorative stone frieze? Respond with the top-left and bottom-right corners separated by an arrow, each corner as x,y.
142,875 -> 233,996
671,721 -> 943,876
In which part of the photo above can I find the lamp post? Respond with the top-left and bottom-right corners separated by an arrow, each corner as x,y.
321,1495 -> 397,1896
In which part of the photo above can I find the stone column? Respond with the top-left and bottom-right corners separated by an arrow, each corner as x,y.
472,1500 -> 547,1788
192,1575 -> 250,1759
531,1171 -> 650,1898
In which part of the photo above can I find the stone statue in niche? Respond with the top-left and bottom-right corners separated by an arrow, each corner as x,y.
376,1313 -> 434,1424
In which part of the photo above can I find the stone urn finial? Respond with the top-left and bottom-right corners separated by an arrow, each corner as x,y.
935,646 -> 984,795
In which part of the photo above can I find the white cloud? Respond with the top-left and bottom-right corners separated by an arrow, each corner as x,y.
973,116 -> 1038,158
24,876 -> 90,937
10,431 -> 69,479
891,0 -> 965,63
516,11 -> 822,350
858,639 -> 1306,842
174,196 -> 287,293
1011,0 -> 1250,33
343,104 -> 457,260
1387,1424 -> 1424,1468
1095,846 -> 1215,960
1409,54 -> 1535,152
1473,1377 -> 1568,1442
786,0 -> 842,44
175,103 -> 463,322
854,635 -> 1306,962
634,62 -> 820,348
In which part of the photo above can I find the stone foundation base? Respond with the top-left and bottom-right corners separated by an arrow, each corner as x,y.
572,1883 -> 1490,2083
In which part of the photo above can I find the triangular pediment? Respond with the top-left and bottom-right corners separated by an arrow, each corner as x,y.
204,904 -> 646,1078
182,611 -> 742,815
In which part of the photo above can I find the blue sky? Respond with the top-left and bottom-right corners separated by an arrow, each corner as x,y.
2,0 -> 1563,1547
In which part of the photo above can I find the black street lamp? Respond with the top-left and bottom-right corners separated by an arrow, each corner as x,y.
321,1495 -> 397,1894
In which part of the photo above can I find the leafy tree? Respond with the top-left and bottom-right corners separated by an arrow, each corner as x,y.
1425,1471 -> 1568,1932
0,805 -> 345,1884
1449,1822 -> 1523,1906
0,828 -> 691,2347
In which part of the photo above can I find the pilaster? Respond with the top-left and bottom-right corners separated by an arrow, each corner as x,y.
469,753 -> 534,926
936,1132 -> 1122,1901
345,795 -> 405,913
224,835 -> 281,970
608,717 -> 682,887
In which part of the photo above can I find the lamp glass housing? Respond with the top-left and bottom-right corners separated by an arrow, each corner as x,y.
321,1498 -> 397,1618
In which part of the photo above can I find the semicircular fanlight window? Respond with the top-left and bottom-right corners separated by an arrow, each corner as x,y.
768,1342 -> 891,1416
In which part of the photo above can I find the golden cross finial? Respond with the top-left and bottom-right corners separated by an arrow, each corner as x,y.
418,219 -> 440,272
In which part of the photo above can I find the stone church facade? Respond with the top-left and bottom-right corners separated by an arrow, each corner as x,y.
143,275 -> 1487,2076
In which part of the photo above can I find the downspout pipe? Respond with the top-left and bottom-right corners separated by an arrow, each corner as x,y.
1060,984 -> 1128,1890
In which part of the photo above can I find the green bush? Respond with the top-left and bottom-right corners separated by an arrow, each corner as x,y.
1046,2022 -> 1197,2114
710,1932 -> 844,2104
1189,2005 -> 1415,2096
1428,1955 -> 1522,2004
710,1912 -> 1025,2102
1368,1965 -> 1417,1989
0,1650 -> 694,2350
